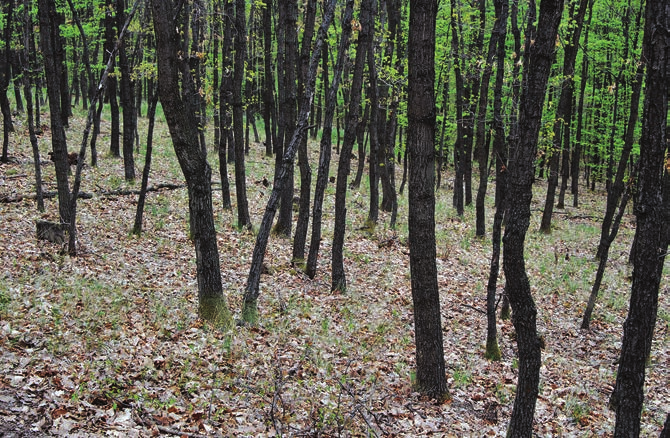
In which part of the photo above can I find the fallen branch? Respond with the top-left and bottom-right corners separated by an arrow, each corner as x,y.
460,303 -> 487,315
99,183 -> 185,197
0,191 -> 93,203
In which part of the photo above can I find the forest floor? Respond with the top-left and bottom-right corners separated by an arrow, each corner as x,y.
0,109 -> 668,437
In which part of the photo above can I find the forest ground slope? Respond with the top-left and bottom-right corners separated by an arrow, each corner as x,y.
0,110 -> 668,436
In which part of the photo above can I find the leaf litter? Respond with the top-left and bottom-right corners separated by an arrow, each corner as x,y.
0,112 -> 668,437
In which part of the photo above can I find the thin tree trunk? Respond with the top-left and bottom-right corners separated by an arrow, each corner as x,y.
292,0 -> 317,263
503,0 -> 563,433
133,86 -> 159,235
242,0 -> 336,323
331,0 -> 376,292
305,0 -> 354,280
233,0 -> 251,228
539,0 -> 589,233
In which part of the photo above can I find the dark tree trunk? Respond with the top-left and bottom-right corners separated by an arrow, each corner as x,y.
331,0 -> 376,292
292,0 -> 317,263
104,1 -> 120,157
305,0 -> 354,279
117,0 -> 136,181
475,0 -> 508,238
21,0 -> 44,211
610,0 -> 669,433
484,0 -> 508,361
133,87 -> 159,235
274,0 -> 298,237
218,0 -> 234,211
571,0 -> 593,208
351,101 -> 369,189
38,0 -> 71,227
502,0 -> 563,434
242,0 -> 336,323
449,0 -> 464,216
233,0 -> 251,228
52,9 -> 71,128
366,46 -> 380,226
151,0 -> 232,327
1,0 -> 15,163
407,0 -> 448,402
539,0 -> 589,233
595,61 -> 645,261
262,0 -> 277,157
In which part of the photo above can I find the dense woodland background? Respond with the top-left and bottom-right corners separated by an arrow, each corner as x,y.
0,0 -> 668,436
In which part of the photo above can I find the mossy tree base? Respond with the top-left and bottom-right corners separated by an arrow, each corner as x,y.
199,295 -> 233,329
241,298 -> 259,325
485,338 -> 502,361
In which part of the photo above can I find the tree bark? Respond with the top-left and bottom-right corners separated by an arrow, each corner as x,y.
502,0 -> 563,433
233,0 -> 251,228
117,0 -> 136,181
292,0 -> 317,263
242,0 -> 336,324
407,0 -> 448,401
331,0 -> 376,292
610,0 -> 669,434
151,0 -> 232,327
305,0 -> 354,280
539,0 -> 589,233
38,0 -> 71,227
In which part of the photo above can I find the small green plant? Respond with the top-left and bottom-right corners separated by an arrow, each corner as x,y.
566,395 -> 591,425
452,366 -> 472,388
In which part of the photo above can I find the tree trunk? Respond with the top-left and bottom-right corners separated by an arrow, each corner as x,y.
233,0 -> 251,228
104,1 -> 120,157
610,0 -> 669,433
38,0 -> 71,227
243,0 -> 336,324
0,0 -> 14,163
407,0 -> 448,402
449,0 -> 464,216
331,0 -> 376,292
117,0 -> 136,181
305,0 -> 354,280
292,0 -> 317,263
475,0 -> 508,238
151,0 -> 232,327
262,0 -> 276,157
484,0 -> 508,361
539,0 -> 589,233
502,0 -> 563,434
274,0 -> 298,237
133,87 -> 159,235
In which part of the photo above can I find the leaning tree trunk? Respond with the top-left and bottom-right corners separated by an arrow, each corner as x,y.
151,0 -> 232,327
502,0 -> 563,434
133,87 -> 159,235
331,0 -> 376,292
610,0 -> 669,434
305,0 -> 354,280
242,0 -> 336,324
292,0 -> 317,263
539,0 -> 589,233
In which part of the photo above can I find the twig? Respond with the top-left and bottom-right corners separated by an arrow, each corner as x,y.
460,303 -> 486,315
